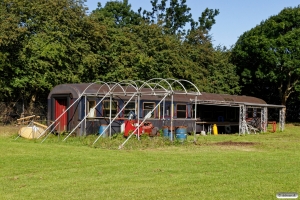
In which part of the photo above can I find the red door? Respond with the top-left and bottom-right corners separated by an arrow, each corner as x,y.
55,99 -> 67,132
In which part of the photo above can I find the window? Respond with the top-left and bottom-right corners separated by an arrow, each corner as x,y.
124,101 -> 136,118
143,102 -> 155,118
87,100 -> 96,118
160,104 -> 171,117
103,100 -> 118,117
176,104 -> 186,118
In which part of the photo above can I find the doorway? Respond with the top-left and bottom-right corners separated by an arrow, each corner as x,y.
55,98 -> 68,132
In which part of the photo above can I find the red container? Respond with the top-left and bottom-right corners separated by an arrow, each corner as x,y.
124,120 -> 142,137
142,122 -> 153,135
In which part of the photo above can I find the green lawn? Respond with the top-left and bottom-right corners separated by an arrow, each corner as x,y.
0,124 -> 299,200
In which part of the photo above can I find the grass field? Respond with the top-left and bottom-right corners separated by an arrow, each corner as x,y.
0,124 -> 299,200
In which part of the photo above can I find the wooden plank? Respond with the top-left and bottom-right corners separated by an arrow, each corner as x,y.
33,121 -> 48,129
17,115 -> 35,121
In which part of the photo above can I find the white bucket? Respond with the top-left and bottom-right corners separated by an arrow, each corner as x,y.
200,131 -> 206,136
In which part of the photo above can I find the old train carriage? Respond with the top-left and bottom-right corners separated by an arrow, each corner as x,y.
47,82 -> 285,136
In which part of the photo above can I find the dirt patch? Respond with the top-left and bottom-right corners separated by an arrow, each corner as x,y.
214,141 -> 257,146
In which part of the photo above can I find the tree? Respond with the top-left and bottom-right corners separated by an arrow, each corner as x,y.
91,10 -> 204,85
91,0 -> 214,89
231,6 -> 300,106
207,46 -> 240,94
92,0 -> 142,27
0,0 -> 108,111
0,1 -> 26,100
91,0 -> 238,93
183,8 -> 239,94
190,8 -> 219,32
143,0 -> 192,35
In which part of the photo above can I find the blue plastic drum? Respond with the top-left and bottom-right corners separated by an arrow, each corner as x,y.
175,133 -> 187,141
98,124 -> 108,137
163,126 -> 169,138
175,126 -> 187,141
175,126 -> 187,135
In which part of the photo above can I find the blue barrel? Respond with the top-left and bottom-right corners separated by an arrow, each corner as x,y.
175,126 -> 187,141
176,133 -> 187,141
168,127 -> 175,140
175,126 -> 187,135
162,126 -> 169,138
98,124 -> 108,137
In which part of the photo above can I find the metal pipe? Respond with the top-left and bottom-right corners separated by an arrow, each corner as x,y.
194,95 -> 197,142
170,93 -> 174,141
119,92 -> 170,149
93,93 -> 138,145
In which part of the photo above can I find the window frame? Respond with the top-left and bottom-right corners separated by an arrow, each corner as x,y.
123,101 -> 136,118
176,103 -> 187,118
143,102 -> 156,118
102,100 -> 118,118
87,100 -> 96,118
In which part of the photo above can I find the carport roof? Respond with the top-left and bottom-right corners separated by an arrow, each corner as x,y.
195,92 -> 285,108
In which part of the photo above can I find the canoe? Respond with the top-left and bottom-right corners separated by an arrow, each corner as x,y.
18,126 -> 45,139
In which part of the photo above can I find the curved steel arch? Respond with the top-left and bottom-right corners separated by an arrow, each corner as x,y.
93,79 -> 173,146
137,78 -> 201,95
121,80 -> 139,95
166,78 -> 201,95
64,80 -> 141,141
109,80 -> 136,94
98,80 -> 140,138
42,78 -> 202,146
118,78 -> 202,148
140,78 -> 173,93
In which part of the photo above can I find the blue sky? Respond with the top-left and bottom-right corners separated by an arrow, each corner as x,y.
85,0 -> 299,48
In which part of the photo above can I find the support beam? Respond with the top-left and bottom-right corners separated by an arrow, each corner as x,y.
261,107 -> 268,132
279,108 -> 285,131
239,105 -> 247,135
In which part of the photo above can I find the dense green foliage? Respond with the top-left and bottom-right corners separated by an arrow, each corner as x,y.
0,0 -> 109,107
0,0 -> 239,113
231,6 -> 300,108
2,1 -> 300,120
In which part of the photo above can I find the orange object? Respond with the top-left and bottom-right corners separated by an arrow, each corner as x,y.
272,121 -> 276,132
267,121 -> 276,132
142,122 -> 153,135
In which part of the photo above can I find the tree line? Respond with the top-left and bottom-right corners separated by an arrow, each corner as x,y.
0,0 -> 299,121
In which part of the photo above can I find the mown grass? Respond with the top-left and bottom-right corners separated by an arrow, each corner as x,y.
0,124 -> 299,199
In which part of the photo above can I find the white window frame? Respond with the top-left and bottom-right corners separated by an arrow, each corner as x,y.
143,102 -> 156,118
87,100 -> 96,118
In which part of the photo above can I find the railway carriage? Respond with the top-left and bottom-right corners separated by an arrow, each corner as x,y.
47,82 -> 285,137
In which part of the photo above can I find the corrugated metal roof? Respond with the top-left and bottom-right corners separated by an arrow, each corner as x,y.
197,92 -> 267,105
